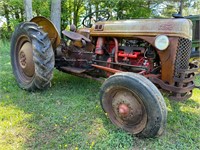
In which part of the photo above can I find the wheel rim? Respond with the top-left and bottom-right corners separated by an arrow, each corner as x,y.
16,36 -> 35,82
104,88 -> 147,134
18,42 -> 35,77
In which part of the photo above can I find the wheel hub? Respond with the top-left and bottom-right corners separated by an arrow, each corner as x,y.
18,42 -> 35,77
118,104 -> 130,117
111,90 -> 147,133
19,51 -> 26,67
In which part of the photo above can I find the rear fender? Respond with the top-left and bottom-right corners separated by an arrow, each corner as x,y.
30,16 -> 61,49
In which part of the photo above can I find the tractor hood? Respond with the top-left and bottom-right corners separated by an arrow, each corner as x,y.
90,18 -> 192,39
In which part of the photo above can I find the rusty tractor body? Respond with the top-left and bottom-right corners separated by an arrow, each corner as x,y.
10,10 -> 198,138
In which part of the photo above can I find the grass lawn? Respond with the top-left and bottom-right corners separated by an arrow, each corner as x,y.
0,40 -> 199,150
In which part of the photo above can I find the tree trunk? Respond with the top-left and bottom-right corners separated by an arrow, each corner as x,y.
73,0 -> 83,27
51,0 -> 61,36
73,0 -> 77,27
24,0 -> 33,21
87,1 -> 92,26
95,3 -> 99,19
179,0 -> 183,15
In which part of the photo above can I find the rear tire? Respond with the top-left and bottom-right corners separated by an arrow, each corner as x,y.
10,22 -> 54,91
100,72 -> 167,138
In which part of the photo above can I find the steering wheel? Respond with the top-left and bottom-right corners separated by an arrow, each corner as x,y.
82,10 -> 110,28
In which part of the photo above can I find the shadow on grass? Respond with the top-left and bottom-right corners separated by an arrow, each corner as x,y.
1,63 -> 134,149
131,95 -> 200,149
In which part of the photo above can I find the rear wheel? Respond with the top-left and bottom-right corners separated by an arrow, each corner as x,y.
100,72 -> 167,138
10,22 -> 54,91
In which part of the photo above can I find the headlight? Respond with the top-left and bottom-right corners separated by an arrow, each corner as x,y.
155,35 -> 169,51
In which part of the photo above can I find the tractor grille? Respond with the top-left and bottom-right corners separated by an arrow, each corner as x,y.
174,38 -> 192,77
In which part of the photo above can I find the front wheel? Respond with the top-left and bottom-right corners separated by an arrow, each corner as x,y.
10,22 -> 55,91
100,72 -> 167,138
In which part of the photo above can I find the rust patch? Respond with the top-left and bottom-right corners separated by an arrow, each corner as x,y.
158,23 -> 173,30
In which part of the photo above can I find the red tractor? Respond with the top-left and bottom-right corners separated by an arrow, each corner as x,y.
10,10 -> 198,138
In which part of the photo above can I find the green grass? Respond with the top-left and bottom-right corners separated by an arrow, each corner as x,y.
0,40 -> 200,150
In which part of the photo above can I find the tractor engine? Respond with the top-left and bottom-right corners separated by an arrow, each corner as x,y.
94,37 -> 160,76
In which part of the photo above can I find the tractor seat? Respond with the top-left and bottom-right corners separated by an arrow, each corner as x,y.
62,30 -> 91,43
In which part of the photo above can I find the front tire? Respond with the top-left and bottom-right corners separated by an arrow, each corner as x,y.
100,72 -> 167,138
10,22 -> 54,91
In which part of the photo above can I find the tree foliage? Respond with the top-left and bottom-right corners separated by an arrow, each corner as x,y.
0,0 -> 199,39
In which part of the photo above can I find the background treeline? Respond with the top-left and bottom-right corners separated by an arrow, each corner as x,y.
0,0 -> 200,39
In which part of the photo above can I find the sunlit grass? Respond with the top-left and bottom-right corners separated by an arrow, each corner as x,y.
0,105 -> 32,150
0,40 -> 199,149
